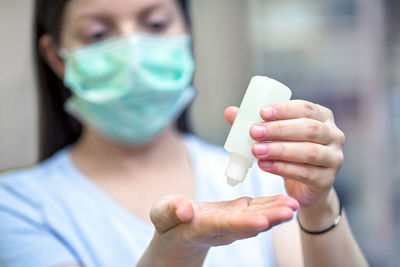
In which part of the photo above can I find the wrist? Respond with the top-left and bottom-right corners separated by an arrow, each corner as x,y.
138,232 -> 209,267
297,189 -> 339,232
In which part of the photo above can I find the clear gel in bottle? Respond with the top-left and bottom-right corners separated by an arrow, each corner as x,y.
224,76 -> 292,186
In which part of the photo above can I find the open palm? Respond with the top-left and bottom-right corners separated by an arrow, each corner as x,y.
151,194 -> 298,248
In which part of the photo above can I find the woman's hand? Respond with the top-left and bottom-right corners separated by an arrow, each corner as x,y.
224,100 -> 345,211
224,101 -> 369,267
138,194 -> 298,266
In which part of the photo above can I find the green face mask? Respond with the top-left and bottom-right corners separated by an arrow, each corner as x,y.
61,34 -> 196,145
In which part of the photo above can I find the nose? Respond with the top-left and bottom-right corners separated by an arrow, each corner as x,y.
117,19 -> 139,36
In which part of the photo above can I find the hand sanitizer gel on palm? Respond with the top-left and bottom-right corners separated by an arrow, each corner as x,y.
224,76 -> 292,186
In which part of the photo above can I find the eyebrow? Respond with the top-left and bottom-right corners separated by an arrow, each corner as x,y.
75,2 -> 169,23
76,12 -> 113,25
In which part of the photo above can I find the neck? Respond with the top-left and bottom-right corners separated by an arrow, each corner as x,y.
70,126 -> 186,173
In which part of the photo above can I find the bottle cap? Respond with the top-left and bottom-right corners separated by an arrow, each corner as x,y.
225,153 -> 252,186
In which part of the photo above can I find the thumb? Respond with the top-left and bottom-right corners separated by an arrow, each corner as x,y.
150,194 -> 195,234
224,106 -> 239,126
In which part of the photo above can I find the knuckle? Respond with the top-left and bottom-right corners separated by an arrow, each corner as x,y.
274,143 -> 286,158
276,194 -> 288,201
303,101 -> 316,118
234,197 -> 251,206
339,153 -> 344,166
275,161 -> 285,174
270,122 -> 284,137
319,105 -> 334,119
299,166 -> 312,181
335,151 -> 344,167
326,108 -> 334,119
277,123 -> 284,136
337,130 -> 346,146
305,121 -> 319,140
306,145 -> 320,163
325,147 -> 338,167
272,194 -> 287,202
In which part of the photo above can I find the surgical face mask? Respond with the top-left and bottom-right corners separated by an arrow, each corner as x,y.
60,34 -> 196,145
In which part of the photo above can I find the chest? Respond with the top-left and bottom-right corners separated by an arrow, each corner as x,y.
93,167 -> 196,223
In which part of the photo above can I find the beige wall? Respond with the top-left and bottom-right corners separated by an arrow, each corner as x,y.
0,0 -> 252,171
0,0 -> 37,171
191,0 -> 254,145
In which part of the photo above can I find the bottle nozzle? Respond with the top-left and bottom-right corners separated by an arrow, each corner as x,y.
225,153 -> 253,187
227,177 -> 241,187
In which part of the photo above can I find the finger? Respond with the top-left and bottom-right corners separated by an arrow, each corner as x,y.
252,141 -> 340,167
249,194 -> 288,205
150,195 -> 194,234
198,197 -> 251,211
249,195 -> 299,211
258,160 -> 334,188
198,209 -> 269,236
224,106 -> 239,126
200,196 -> 292,212
201,207 -> 294,246
260,100 -> 334,123
200,204 -> 295,236
257,206 -> 295,227
199,201 -> 232,210
250,118 -> 334,145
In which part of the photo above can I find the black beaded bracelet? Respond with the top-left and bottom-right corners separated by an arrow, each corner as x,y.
297,197 -> 343,235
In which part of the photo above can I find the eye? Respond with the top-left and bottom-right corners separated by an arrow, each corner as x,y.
84,23 -> 112,43
149,21 -> 167,31
146,19 -> 170,33
142,10 -> 172,34
88,30 -> 110,42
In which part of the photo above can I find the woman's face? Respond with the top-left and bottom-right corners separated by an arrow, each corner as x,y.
59,0 -> 187,50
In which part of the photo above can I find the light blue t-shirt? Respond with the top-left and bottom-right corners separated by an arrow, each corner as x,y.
0,135 -> 287,267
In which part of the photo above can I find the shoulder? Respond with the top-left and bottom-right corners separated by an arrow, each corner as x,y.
0,148 -> 69,187
0,149 -> 71,219
0,150 -> 80,266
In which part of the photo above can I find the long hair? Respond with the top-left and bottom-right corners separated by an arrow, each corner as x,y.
34,0 -> 192,161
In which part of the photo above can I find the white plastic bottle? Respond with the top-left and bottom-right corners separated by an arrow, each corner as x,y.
224,76 -> 292,186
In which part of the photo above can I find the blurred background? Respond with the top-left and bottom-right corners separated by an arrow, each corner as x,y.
0,0 -> 398,266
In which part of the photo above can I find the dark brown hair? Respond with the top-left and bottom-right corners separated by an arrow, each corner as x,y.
34,0 -> 192,161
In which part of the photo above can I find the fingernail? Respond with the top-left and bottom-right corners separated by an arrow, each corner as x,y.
251,125 -> 266,139
260,160 -> 273,169
261,107 -> 277,119
254,143 -> 269,156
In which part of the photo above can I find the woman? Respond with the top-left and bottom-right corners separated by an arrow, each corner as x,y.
0,0 -> 368,266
